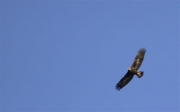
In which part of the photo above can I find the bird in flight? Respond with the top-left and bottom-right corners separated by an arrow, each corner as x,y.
115,48 -> 146,90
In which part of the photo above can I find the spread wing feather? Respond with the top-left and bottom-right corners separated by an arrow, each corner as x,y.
115,71 -> 134,90
131,48 -> 146,70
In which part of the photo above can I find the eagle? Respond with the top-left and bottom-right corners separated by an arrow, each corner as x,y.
115,48 -> 146,90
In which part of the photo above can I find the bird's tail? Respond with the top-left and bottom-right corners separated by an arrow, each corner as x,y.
136,71 -> 144,78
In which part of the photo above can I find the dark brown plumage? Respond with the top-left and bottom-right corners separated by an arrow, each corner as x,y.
116,48 -> 146,90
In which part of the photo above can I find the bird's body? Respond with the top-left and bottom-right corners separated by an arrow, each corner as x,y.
116,48 -> 146,90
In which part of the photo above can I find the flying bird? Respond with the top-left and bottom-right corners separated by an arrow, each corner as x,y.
115,48 -> 146,90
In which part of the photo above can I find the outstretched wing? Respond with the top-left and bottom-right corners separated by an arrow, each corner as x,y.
131,48 -> 146,70
115,71 -> 134,90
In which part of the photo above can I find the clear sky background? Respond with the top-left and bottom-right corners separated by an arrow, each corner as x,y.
1,1 -> 179,111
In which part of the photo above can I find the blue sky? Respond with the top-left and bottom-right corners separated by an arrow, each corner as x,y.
1,1 -> 179,111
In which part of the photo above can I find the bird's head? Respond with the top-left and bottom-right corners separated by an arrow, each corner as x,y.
127,68 -> 137,73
